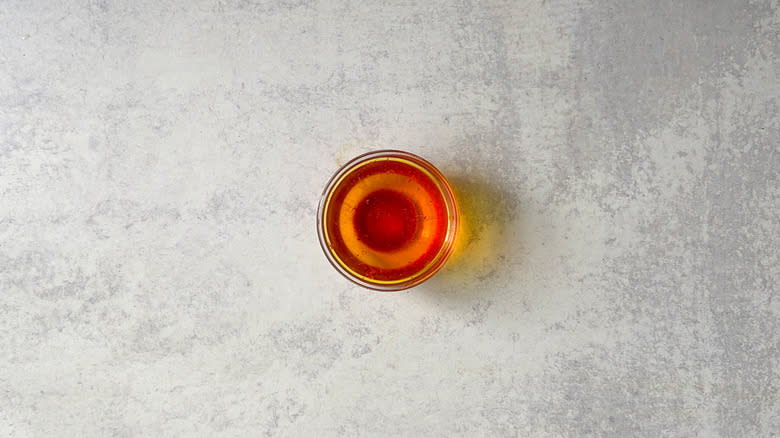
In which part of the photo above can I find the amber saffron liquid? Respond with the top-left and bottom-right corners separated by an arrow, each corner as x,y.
323,158 -> 450,283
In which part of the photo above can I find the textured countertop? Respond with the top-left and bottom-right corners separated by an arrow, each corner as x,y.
2,1 -> 778,436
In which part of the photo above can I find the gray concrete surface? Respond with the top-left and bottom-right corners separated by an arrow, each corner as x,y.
1,0 -> 778,436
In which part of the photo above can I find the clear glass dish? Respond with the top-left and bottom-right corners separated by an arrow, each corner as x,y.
317,150 -> 459,291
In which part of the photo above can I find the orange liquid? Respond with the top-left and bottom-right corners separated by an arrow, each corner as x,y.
324,158 -> 449,282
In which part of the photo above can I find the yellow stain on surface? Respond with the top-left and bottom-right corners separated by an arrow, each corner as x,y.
430,176 -> 511,289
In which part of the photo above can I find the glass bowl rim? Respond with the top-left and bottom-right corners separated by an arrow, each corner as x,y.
317,149 -> 459,291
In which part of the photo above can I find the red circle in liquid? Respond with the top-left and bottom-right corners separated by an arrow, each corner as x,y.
353,189 -> 418,252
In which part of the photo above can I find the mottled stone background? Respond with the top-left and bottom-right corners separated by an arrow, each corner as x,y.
1,0 -> 777,436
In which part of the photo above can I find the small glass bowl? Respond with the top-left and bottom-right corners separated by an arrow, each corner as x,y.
317,150 -> 459,291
